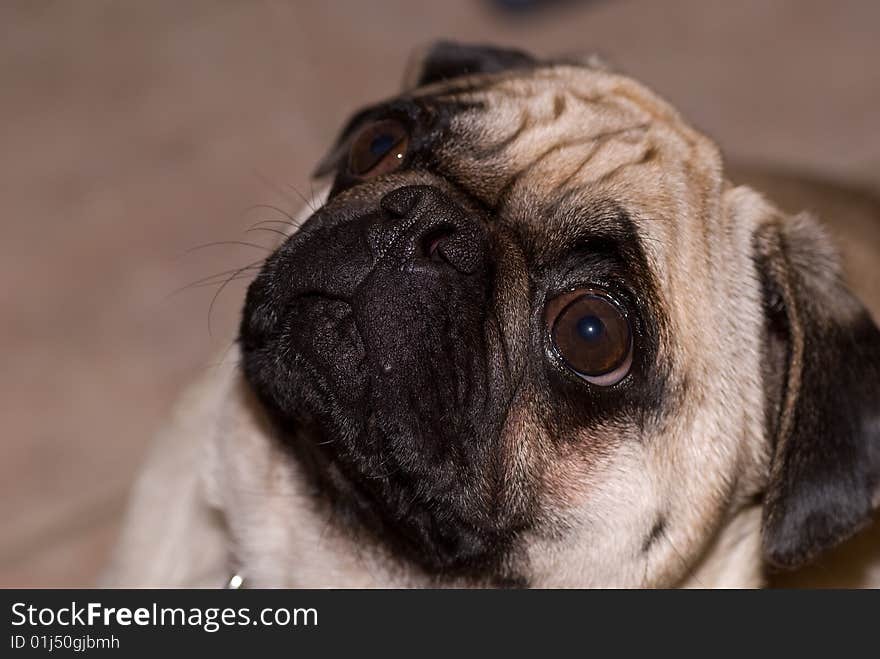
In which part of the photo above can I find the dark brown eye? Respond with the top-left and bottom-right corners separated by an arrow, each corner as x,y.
348,119 -> 409,178
546,290 -> 633,386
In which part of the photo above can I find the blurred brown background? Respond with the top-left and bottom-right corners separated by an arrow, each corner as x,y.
2,0 -> 878,586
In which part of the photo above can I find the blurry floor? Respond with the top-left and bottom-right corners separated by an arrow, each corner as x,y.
1,0 -> 878,586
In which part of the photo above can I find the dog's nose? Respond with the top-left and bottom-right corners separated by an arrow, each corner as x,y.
372,185 -> 485,275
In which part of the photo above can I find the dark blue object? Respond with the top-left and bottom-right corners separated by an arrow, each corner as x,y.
370,133 -> 395,156
576,314 -> 605,342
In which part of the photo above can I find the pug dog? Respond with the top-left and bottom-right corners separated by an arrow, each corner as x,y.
104,42 -> 880,588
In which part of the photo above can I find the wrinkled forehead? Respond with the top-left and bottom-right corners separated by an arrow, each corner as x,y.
418,66 -> 725,273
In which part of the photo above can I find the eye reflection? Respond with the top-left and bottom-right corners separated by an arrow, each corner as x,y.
576,314 -> 604,341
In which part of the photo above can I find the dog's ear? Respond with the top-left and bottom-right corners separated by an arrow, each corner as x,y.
401,40 -> 537,90
755,211 -> 880,570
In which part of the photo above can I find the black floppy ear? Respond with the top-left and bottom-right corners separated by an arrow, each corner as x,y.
401,40 -> 537,90
756,212 -> 880,570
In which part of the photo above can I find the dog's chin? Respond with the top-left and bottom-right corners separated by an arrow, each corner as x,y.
240,288 -> 528,577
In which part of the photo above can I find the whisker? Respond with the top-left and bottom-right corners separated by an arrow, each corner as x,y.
248,218 -> 296,229
185,240 -> 272,254
286,182 -> 318,213
183,273 -> 257,291
208,261 -> 263,336
189,264 -> 262,285
252,169 -> 300,210
244,203 -> 297,222
245,226 -> 290,240
165,260 -> 265,300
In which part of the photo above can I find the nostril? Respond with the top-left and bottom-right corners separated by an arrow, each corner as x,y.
421,224 -> 457,262
380,187 -> 423,219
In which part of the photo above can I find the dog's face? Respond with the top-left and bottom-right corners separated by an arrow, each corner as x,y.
239,43 -> 880,587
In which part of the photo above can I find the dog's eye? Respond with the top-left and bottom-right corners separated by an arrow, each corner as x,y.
546,291 -> 633,386
348,119 -> 409,179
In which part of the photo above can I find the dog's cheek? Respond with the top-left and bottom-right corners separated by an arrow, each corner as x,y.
523,433 -> 664,587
